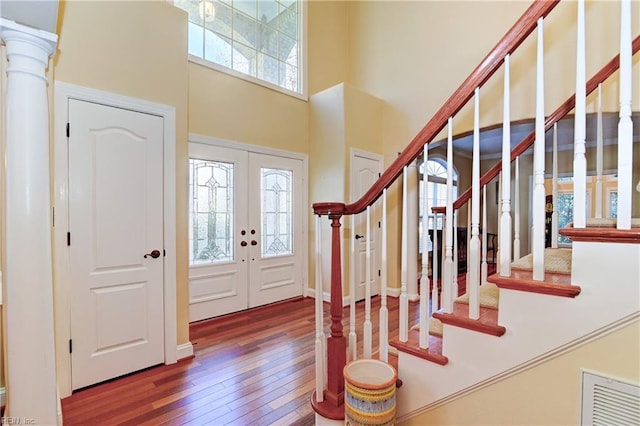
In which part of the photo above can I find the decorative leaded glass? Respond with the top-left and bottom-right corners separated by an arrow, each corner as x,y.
261,167 -> 293,257
175,0 -> 302,94
188,158 -> 234,264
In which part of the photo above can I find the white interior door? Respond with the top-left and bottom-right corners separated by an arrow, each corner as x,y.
188,143 -> 304,321
68,99 -> 164,390
351,150 -> 383,301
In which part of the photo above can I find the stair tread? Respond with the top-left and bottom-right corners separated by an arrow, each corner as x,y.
489,270 -> 581,298
432,304 -> 506,337
389,330 -> 448,365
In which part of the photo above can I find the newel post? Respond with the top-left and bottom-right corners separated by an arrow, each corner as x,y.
311,202 -> 347,421
326,212 -> 347,406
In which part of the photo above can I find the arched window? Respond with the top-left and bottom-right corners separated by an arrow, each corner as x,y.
418,157 -> 458,252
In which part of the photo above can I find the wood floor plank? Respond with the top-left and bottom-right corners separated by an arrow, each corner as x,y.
62,296 -> 419,425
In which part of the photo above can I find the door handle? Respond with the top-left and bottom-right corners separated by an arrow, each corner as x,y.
355,234 -> 365,240
144,249 -> 161,259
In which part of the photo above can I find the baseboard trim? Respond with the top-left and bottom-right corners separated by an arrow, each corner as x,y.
398,311 -> 640,422
387,287 -> 401,297
176,342 -> 194,361
306,287 -> 400,305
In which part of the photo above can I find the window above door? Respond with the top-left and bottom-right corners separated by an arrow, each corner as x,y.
174,0 -> 306,99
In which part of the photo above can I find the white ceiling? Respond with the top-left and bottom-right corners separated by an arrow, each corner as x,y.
430,112 -> 640,159
1,0 -> 59,34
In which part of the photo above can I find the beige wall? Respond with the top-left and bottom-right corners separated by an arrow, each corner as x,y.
54,0 -> 190,345
188,63 -> 308,153
308,83 -> 386,294
403,319 -> 640,425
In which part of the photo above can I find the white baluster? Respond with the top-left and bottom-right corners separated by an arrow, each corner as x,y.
514,156 -> 521,261
420,145 -> 430,349
552,123 -> 559,248
469,87 -> 481,319
431,211 -> 439,312
443,118 -> 455,314
481,184 -> 488,285
617,0 -> 633,230
573,0 -> 587,229
466,202 -> 471,286
314,215 -> 325,402
407,161 -> 419,302
349,215 -> 357,361
400,166 -> 409,341
595,84 -> 604,219
500,53 -> 512,277
364,206 -> 372,358
379,189 -> 389,362
532,17 -> 546,281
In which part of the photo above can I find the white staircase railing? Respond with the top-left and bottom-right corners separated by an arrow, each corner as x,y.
311,0 -> 637,420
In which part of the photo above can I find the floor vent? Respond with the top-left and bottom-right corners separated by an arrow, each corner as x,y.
581,370 -> 640,426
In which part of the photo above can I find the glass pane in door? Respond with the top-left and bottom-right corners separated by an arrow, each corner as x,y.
261,167 -> 293,257
188,158 -> 234,264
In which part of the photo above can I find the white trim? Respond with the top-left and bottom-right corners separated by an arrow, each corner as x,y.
176,342 -> 195,360
188,132 -> 309,309
306,288 -> 400,304
53,81 -> 178,398
398,312 -> 640,423
183,0 -> 308,101
190,133 -> 307,162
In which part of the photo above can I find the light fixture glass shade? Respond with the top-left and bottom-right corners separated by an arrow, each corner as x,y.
199,0 -> 216,22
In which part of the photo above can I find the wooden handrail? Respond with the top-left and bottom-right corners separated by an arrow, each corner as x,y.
446,35 -> 640,212
312,0 -> 560,217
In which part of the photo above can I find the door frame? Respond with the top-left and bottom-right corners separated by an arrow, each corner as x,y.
349,148 -> 384,302
188,133 -> 309,307
53,82 -> 179,398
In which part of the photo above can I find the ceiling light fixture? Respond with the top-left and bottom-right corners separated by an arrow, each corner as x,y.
199,0 -> 216,22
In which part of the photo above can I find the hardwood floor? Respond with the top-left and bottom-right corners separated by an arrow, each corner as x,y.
61,295 -> 419,426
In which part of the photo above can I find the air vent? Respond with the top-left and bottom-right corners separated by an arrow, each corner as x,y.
581,371 -> 640,426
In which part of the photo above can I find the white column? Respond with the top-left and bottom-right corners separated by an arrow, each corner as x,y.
406,161 -> 419,302
532,17 -> 546,281
1,19 -> 59,424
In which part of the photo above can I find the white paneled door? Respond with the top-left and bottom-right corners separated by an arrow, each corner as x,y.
351,150 -> 383,301
68,99 -> 165,390
188,143 -> 304,322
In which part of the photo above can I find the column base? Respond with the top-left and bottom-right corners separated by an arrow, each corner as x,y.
311,390 -> 344,421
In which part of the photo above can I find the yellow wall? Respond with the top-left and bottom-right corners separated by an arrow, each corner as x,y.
308,83 -> 386,294
54,0 -> 190,345
403,319 -> 640,425
188,62 -> 308,153
347,0 -> 639,146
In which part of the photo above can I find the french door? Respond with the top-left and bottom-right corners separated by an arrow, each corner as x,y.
188,143 -> 304,321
